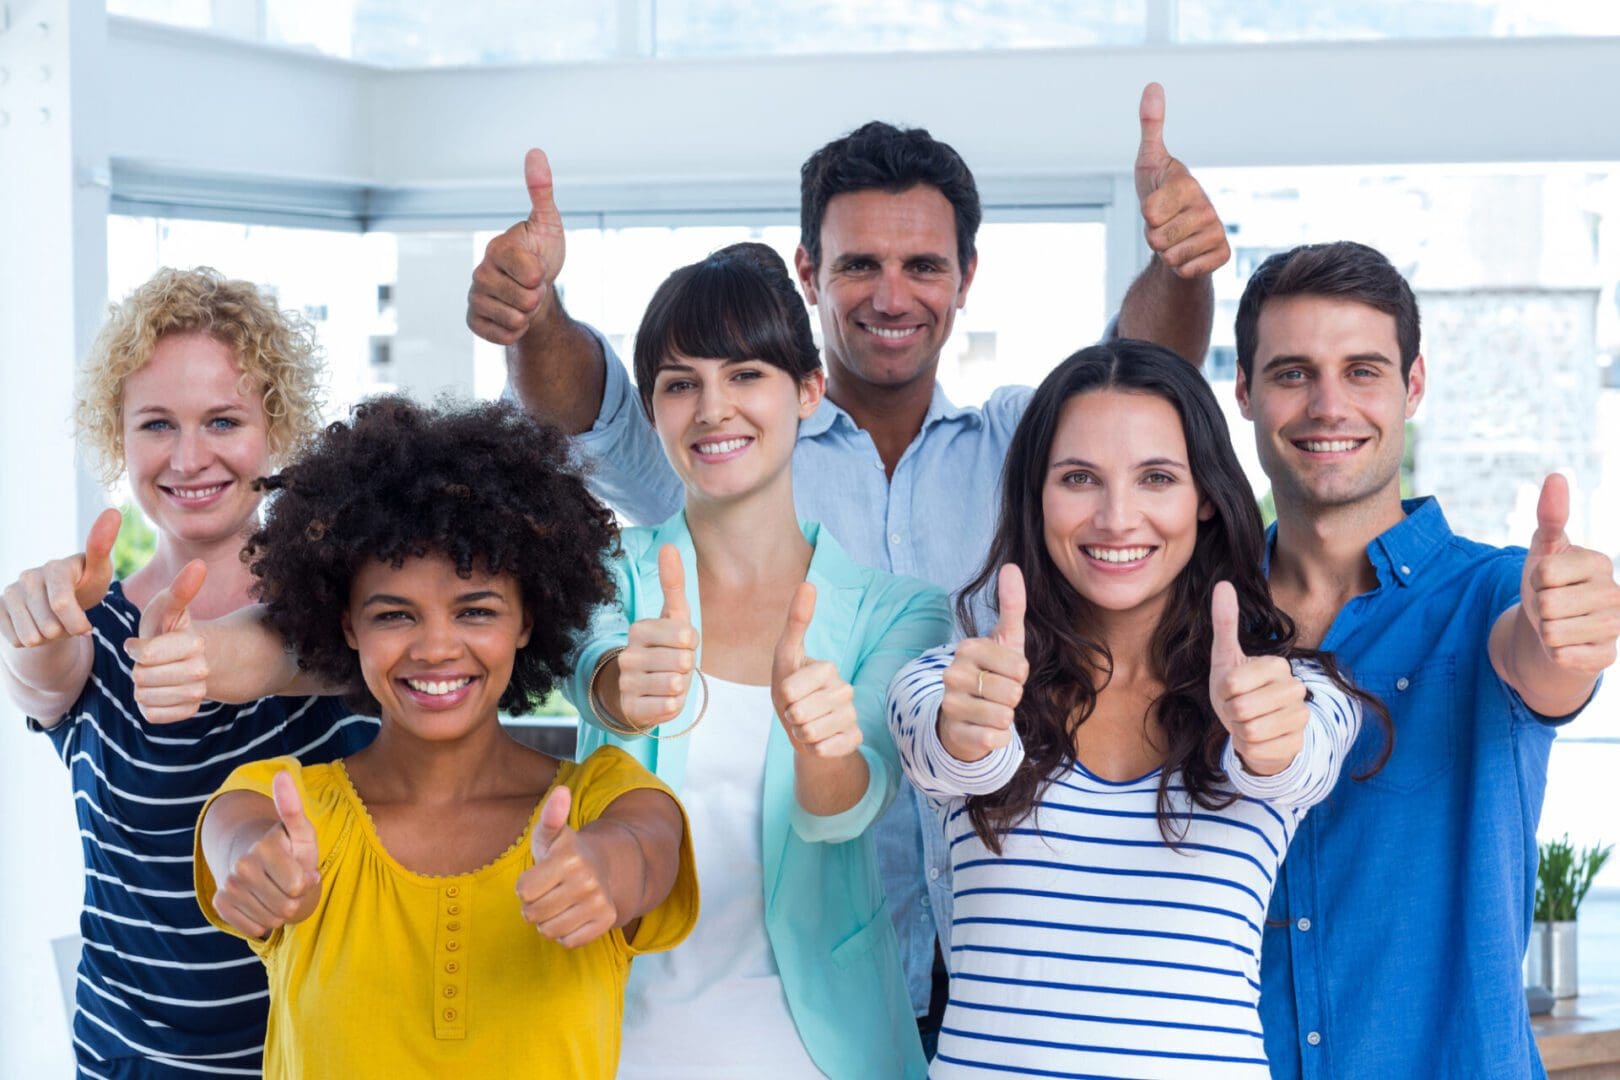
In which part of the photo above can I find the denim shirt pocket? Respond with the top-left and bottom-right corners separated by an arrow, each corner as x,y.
1347,658 -> 1459,793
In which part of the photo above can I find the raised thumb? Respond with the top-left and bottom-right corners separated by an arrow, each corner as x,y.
1210,581 -> 1245,674
1529,473 -> 1570,558
531,785 -> 572,861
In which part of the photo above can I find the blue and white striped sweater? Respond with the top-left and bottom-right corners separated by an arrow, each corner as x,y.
33,581 -> 377,1079
888,646 -> 1360,1078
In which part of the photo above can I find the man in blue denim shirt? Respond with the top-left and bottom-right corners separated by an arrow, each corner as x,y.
468,88 -> 1232,1049
1233,241 -> 1620,1078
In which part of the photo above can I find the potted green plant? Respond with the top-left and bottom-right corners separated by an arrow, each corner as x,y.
1534,835 -> 1612,999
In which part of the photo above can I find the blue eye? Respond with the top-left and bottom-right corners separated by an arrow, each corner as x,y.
140,419 -> 174,432
208,417 -> 241,430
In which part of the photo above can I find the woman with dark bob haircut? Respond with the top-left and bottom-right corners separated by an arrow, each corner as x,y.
887,340 -> 1388,1078
563,242 -> 951,1079
132,397 -> 698,1078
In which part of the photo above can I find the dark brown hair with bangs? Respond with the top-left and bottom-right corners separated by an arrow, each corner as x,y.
631,242 -> 820,420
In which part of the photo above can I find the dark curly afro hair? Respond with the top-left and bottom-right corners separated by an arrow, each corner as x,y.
243,395 -> 618,717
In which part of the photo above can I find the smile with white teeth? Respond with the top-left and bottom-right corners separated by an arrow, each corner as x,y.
860,324 -> 919,340
694,436 -> 752,454
164,483 -> 226,500
404,677 -> 472,696
1084,546 -> 1154,563
1297,439 -> 1364,453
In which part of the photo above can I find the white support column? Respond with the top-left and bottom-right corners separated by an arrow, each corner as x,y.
1104,172 -> 1150,322
0,1 -> 109,1075
388,233 -> 479,399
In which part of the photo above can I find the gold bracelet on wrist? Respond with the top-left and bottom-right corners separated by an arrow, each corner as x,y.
587,647 -> 708,741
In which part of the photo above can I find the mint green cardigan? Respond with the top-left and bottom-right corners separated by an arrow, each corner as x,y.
565,512 -> 950,1080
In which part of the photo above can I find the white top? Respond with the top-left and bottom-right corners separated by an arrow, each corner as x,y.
887,647 -> 1362,1079
616,675 -> 825,1079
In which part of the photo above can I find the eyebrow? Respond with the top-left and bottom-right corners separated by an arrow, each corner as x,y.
830,251 -> 953,268
360,590 -> 506,608
1260,351 -> 1395,373
1049,456 -> 1189,471
130,403 -> 248,417
656,357 -> 753,375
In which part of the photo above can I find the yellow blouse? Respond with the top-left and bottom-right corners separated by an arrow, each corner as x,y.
194,745 -> 698,1080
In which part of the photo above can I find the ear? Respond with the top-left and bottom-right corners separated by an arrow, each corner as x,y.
1403,354 -> 1426,419
1197,497 -> 1217,522
517,606 -> 534,650
956,252 -> 979,308
794,245 -> 820,306
1234,365 -> 1253,420
341,606 -> 358,650
798,369 -> 826,418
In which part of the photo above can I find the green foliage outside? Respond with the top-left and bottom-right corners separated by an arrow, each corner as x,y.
111,501 -> 157,580
1535,834 -> 1613,922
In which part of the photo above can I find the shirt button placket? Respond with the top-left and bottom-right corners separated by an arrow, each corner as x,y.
434,884 -> 468,1040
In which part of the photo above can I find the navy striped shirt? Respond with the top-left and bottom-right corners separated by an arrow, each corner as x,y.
888,646 -> 1360,1078
31,582 -> 377,1079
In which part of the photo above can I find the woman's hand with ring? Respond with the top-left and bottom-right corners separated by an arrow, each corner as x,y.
939,565 -> 1028,763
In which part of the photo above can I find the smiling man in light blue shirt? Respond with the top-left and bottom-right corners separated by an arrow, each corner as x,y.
469,88 -> 1229,1049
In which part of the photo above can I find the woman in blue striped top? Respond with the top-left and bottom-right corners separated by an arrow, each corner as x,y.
0,269 -> 376,1078
887,340 -> 1388,1078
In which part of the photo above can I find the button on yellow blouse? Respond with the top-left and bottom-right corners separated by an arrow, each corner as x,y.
195,746 -> 698,1080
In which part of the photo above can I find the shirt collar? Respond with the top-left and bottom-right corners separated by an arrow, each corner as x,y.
1264,496 -> 1453,588
798,379 -> 982,442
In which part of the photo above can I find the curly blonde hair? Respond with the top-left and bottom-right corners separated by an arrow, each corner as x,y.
74,267 -> 327,485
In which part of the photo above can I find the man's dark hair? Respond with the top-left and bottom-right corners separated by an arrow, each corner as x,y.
632,242 -> 820,421
1235,241 -> 1421,382
799,121 -> 982,274
244,396 -> 618,717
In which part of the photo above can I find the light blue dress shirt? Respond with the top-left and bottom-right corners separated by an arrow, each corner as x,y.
560,334 -> 1033,1014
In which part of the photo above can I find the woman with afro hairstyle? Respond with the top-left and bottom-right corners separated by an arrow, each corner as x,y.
0,267 -> 377,1078
560,243 -> 952,1080
885,342 -> 1387,1078
155,395 -> 697,1079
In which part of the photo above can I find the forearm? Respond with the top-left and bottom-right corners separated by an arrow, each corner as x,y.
1115,256 -> 1214,366
1493,606 -> 1601,718
506,303 -> 607,436
200,608 -> 319,703
585,790 -> 683,924
0,636 -> 92,723
793,750 -> 871,818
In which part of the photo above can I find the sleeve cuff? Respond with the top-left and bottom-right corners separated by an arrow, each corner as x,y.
789,743 -> 895,844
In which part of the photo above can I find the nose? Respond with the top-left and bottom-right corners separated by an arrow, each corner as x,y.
170,428 -> 208,474
871,265 -> 912,317
1093,484 -> 1143,535
694,378 -> 736,427
1305,376 -> 1352,425
409,614 -> 464,665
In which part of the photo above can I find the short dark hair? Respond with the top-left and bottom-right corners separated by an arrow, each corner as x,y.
244,396 -> 618,717
958,339 -> 1390,853
632,242 -> 820,421
1234,241 -> 1421,382
799,121 -> 982,274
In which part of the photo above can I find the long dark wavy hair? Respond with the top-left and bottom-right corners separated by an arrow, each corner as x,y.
957,340 -> 1389,852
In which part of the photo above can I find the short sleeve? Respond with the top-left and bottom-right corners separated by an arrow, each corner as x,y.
554,745 -> 698,957
192,755 -> 325,954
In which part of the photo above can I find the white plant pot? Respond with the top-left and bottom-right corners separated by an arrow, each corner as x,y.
1545,919 -> 1579,999
1525,921 -> 1548,990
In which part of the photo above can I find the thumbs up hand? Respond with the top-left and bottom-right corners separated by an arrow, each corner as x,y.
617,545 -> 700,731
517,785 -> 618,948
212,771 -> 322,939
939,565 -> 1030,763
1209,582 -> 1309,777
126,560 -> 212,724
772,583 -> 862,759
1134,82 -> 1230,279
1519,474 -> 1620,675
467,148 -> 569,345
0,507 -> 120,648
